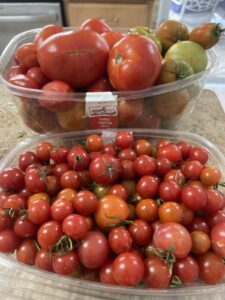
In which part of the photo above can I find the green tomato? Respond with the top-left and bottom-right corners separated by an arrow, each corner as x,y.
165,41 -> 208,73
129,26 -> 162,53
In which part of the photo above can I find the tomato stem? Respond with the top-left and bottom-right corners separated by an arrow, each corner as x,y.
115,53 -> 123,65
170,275 -> 182,288
105,214 -> 134,228
49,235 -> 78,256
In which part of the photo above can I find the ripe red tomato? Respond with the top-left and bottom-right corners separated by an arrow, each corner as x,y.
89,154 -> 122,185
14,216 -> 38,238
77,231 -> 109,269
112,252 -> 144,286
136,175 -> 159,198
157,144 -> 182,163
26,66 -> 49,88
108,226 -> 132,254
14,43 -> 39,69
108,34 -> 161,91
153,222 -> 192,258
181,183 -> 207,211
34,24 -> 64,48
39,80 -> 74,111
173,255 -> 199,283
80,18 -> 112,34
67,146 -> 90,171
99,259 -> 117,285
37,29 -> 109,88
73,190 -> 98,216
62,214 -> 88,240
8,74 -> 39,89
115,131 -> 134,149
144,256 -> 171,288
0,168 -> 24,192
28,199 -> 51,224
51,199 -> 74,222
87,77 -> 113,92
37,220 -> 63,250
16,239 -> 37,265
35,249 -> 53,271
211,222 -> 225,257
0,229 -> 21,252
52,250 -> 79,275
101,31 -> 126,49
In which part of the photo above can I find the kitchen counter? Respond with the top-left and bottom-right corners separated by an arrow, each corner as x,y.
0,83 -> 224,300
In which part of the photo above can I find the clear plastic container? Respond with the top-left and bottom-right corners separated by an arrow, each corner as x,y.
0,28 -> 218,134
0,128 -> 225,300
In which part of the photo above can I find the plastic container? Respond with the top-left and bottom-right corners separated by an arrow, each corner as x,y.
0,28 -> 218,134
0,128 -> 225,300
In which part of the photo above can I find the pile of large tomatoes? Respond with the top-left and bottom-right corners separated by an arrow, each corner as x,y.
0,130 -> 225,289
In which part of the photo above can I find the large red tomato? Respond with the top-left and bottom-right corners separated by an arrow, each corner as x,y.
37,30 -> 109,88
80,18 -> 112,34
107,34 -> 162,91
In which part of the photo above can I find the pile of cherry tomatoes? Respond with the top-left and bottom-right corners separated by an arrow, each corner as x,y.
0,130 -> 225,289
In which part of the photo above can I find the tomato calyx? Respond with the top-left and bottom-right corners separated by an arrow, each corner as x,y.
98,158 -> 121,183
115,53 -> 123,65
212,23 -> 225,37
156,198 -> 164,206
38,166 -> 52,182
146,245 -> 176,274
49,234 -> 79,256
1,207 -> 15,219
170,275 -> 182,288
105,214 -> 134,228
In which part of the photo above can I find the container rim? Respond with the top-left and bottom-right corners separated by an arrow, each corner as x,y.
0,128 -> 225,297
0,27 -> 219,101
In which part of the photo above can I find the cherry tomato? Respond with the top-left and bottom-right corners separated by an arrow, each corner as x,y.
176,140 -> 192,159
200,167 -> 221,186
60,170 -> 81,190
211,222 -> 225,257
180,203 -> 194,226
102,31 -> 126,49
108,226 -> 132,254
0,168 -> 24,192
52,163 -> 71,179
120,159 -> 135,179
136,175 -> 159,198
14,216 -> 38,238
27,192 -> 50,207
26,66 -> 49,88
187,216 -> 209,234
52,250 -> 79,275
73,190 -> 98,216
50,146 -> 69,163
144,256 -> 171,288
112,252 -> 144,286
114,131 -> 134,149
182,160 -> 204,180
86,134 -> 103,152
0,209 -> 11,231
173,255 -> 199,283
51,199 -> 74,222
135,199 -> 158,222
77,231 -> 109,269
196,251 -> 225,284
16,239 -> 37,265
46,175 -> 61,196
157,144 -> 182,163
80,18 -> 112,34
28,199 -> 51,225
129,219 -> 152,246
108,184 -> 128,201
102,143 -> 117,156
62,214 -> 88,240
207,210 -> 225,229
4,194 -> 26,212
94,194 -> 129,230
57,188 -> 77,203
14,43 -> 39,69
108,34 -> 161,91
25,169 -> 47,193
155,157 -> 172,176
36,141 -> 53,162
158,180 -> 181,202
0,229 -> 21,252
67,146 -> 90,171
117,148 -> 137,161
158,202 -> 183,223
34,24 -> 64,48
35,249 -> 53,271
89,154 -> 122,185
190,230 -> 211,254
203,189 -> 224,213
39,80 -> 74,111
38,29 -> 109,88
133,155 -> 156,176
133,139 -> 152,156
164,169 -> 186,186
153,222 -> 192,258
99,259 -> 117,285
188,146 -> 208,164
18,151 -> 39,171
37,220 -> 63,250
181,183 -> 207,211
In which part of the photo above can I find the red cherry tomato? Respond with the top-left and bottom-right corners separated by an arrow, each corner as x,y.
16,239 -> 37,265
211,222 -> 225,257
136,175 -> 159,198
99,259 -> 117,285
26,66 -> 49,88
0,229 -> 21,252
62,214 -> 88,240
67,146 -> 90,171
108,34 -> 161,91
52,250 -> 79,275
35,249 -> 53,271
14,43 -> 39,69
181,183 -> 207,211
157,144 -> 182,163
34,24 -> 64,48
37,220 -> 63,250
108,226 -> 132,254
112,252 -> 144,286
173,255 -> 199,283
73,190 -> 98,216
